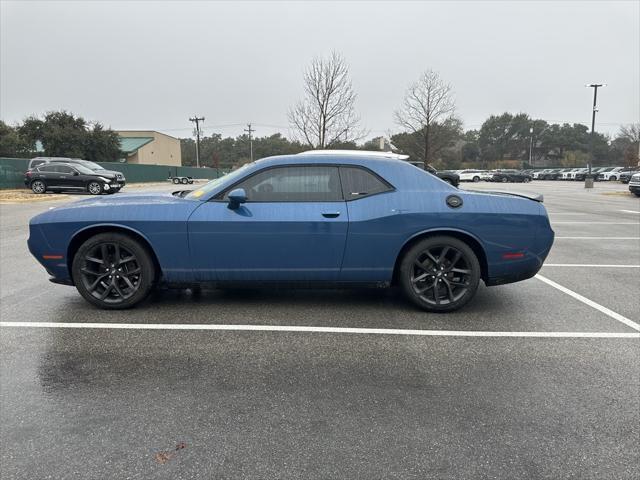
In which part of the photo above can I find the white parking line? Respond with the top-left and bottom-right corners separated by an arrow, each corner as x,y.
535,274 -> 640,332
555,236 -> 639,240
552,222 -> 638,225
620,210 -> 640,214
0,321 -> 638,338
543,264 -> 640,268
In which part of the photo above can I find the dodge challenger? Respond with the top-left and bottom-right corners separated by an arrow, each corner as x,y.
28,152 -> 554,311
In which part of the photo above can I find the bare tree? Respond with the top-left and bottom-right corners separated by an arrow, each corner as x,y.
395,70 -> 456,166
619,123 -> 640,143
288,52 -> 364,148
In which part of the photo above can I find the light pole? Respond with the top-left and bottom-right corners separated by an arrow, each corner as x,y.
528,127 -> 534,167
585,83 -> 605,188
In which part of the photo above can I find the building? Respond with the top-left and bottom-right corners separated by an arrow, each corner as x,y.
117,131 -> 182,166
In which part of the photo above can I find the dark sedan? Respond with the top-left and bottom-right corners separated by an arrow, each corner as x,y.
25,162 -> 125,195
619,170 -> 640,184
490,170 -> 532,183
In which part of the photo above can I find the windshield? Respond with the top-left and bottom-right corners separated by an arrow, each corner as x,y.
77,159 -> 104,170
185,163 -> 253,200
75,164 -> 97,175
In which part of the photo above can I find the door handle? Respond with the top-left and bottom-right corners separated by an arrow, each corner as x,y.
321,212 -> 340,218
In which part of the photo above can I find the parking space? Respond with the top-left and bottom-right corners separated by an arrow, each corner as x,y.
1,180 -> 639,478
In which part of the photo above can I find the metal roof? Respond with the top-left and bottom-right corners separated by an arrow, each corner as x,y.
119,136 -> 154,154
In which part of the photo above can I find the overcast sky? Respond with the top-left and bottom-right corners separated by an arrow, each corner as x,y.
1,0 -> 638,140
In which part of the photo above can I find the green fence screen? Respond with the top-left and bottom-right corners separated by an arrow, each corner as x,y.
0,157 -> 220,190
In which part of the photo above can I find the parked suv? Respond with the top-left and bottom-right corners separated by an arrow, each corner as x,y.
24,162 -> 124,195
27,157 -> 126,189
598,167 -> 625,181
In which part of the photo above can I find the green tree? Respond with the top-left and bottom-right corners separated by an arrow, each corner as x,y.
0,121 -> 30,157
18,111 -> 120,162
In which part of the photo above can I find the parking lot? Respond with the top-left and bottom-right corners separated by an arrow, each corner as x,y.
1,181 -> 638,479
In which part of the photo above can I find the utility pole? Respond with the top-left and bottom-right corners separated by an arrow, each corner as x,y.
585,84 -> 605,188
244,123 -> 255,161
189,116 -> 205,168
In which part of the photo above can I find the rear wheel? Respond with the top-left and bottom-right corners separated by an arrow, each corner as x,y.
501,177 -> 508,183
473,176 -> 480,182
31,180 -> 46,194
173,178 -> 180,184
72,233 -> 156,309
181,177 -> 188,184
87,181 -> 103,195
523,177 -> 531,183
399,236 -> 481,312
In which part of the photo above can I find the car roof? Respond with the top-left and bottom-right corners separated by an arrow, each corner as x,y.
253,151 -> 415,168
300,150 -> 410,160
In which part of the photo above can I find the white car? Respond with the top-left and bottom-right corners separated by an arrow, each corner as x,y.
598,167 -> 625,181
560,168 -> 581,180
458,169 -> 487,182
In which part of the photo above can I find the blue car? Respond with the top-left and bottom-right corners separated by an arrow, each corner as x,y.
28,151 -> 554,312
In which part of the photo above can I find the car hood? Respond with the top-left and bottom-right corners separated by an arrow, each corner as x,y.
93,169 -> 123,178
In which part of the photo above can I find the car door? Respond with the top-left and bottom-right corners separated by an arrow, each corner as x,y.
188,165 -> 348,282
53,165 -> 82,189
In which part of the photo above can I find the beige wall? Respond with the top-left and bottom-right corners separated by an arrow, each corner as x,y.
118,131 -> 182,166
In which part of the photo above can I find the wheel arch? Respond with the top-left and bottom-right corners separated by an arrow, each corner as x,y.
392,228 -> 489,285
66,224 -> 162,281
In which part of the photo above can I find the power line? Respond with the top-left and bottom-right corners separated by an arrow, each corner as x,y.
189,116 -> 205,168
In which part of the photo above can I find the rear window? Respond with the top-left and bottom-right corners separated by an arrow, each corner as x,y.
339,166 -> 393,200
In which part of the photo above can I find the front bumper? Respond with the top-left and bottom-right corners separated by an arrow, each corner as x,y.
629,183 -> 640,194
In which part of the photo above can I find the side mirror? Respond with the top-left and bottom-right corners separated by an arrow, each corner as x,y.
73,171 -> 79,176
227,188 -> 247,209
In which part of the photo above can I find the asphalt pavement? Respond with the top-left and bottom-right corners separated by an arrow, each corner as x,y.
1,180 -> 639,479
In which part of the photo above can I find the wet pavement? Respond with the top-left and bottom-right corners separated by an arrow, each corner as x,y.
1,181 -> 639,479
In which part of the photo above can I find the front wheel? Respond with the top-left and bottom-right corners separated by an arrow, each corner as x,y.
172,178 -> 180,184
609,176 -> 618,181
87,181 -> 103,195
399,236 -> 481,312
523,177 -> 531,183
31,180 -> 46,194
72,233 -> 156,309
473,176 -> 480,182
181,177 -> 189,184
501,177 -> 508,183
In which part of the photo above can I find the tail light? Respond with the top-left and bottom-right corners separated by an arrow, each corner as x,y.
25,170 -> 32,177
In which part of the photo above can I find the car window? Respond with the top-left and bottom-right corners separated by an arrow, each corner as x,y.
225,165 -> 342,202
55,165 -> 75,174
31,160 -> 47,167
37,165 -> 56,172
339,166 -> 393,200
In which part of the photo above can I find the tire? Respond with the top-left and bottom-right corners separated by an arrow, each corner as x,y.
72,232 -> 156,309
399,236 -> 481,312
87,181 -> 103,195
523,177 -> 531,183
173,178 -> 180,184
633,192 -> 640,197
181,177 -> 188,184
31,180 -> 46,194
501,177 -> 508,183
609,176 -> 617,181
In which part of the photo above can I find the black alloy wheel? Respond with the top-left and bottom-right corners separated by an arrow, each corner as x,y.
399,236 -> 481,312
72,233 -> 156,309
31,180 -> 46,194
88,181 -> 103,195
